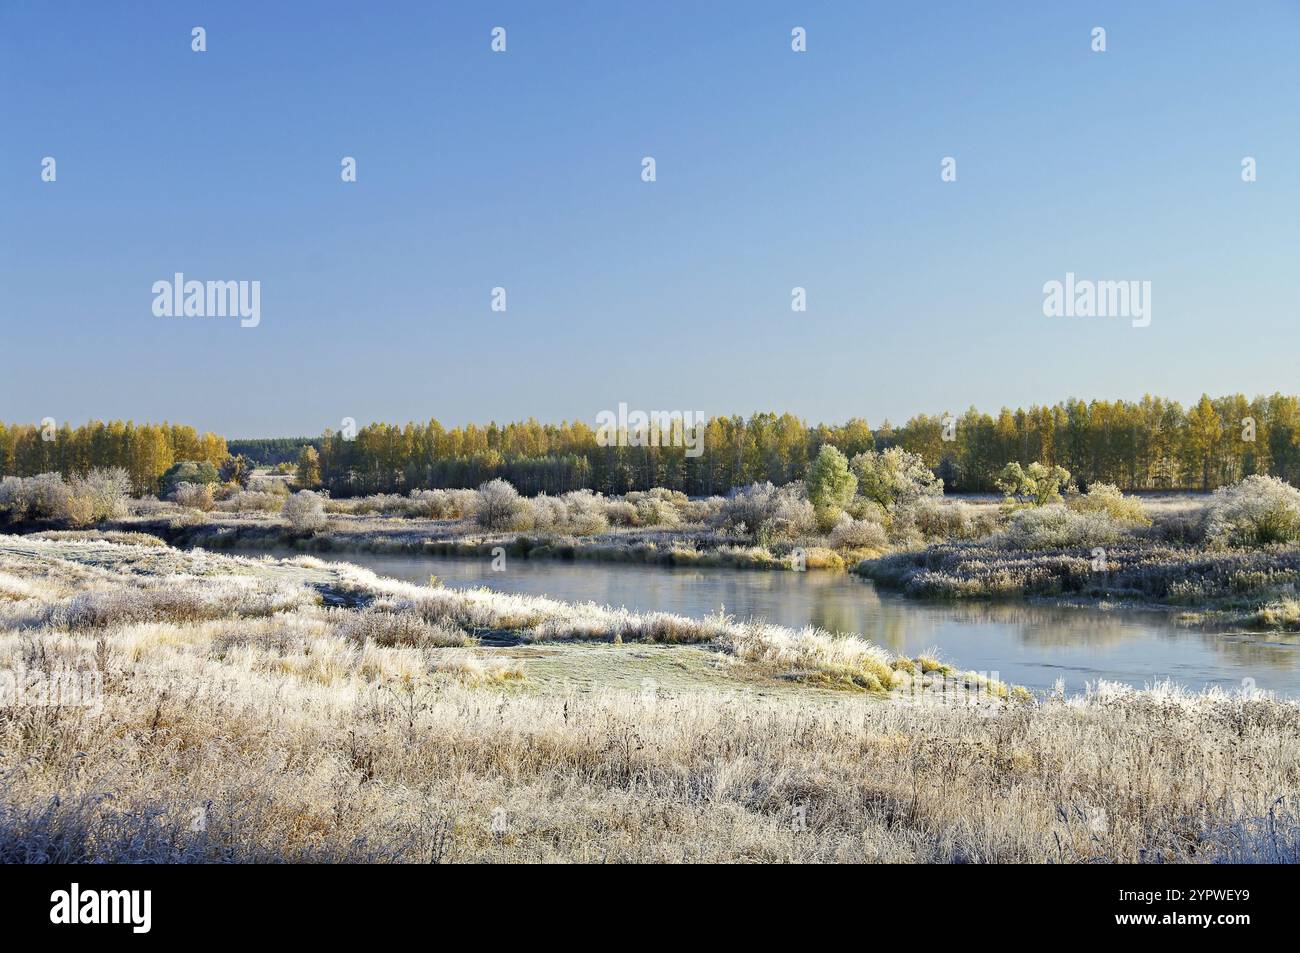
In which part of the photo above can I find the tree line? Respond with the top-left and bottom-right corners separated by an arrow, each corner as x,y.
5,393 -> 1297,498
309,393 -> 1300,496
0,421 -> 228,494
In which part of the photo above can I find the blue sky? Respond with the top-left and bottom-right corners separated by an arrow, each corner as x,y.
2,1 -> 1297,437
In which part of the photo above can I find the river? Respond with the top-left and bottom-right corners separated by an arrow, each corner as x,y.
269,548 -> 1300,696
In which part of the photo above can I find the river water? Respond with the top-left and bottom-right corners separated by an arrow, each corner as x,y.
273,548 -> 1300,697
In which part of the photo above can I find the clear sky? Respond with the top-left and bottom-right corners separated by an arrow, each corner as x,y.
2,1 -> 1297,437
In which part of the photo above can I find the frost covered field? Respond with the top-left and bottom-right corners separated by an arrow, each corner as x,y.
1,535 -> 1297,863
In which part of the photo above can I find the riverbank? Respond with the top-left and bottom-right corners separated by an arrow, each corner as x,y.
857,539 -> 1300,632
73,506 -> 1300,635
76,512 -> 850,571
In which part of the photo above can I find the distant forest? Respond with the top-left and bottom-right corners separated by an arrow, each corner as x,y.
6,394 -> 1300,497
305,393 -> 1299,496
226,438 -> 319,466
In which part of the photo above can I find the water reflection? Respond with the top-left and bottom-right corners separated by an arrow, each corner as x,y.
266,548 -> 1300,697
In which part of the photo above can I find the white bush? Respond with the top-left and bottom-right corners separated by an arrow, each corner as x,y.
218,490 -> 284,514
283,490 -> 328,533
828,517 -> 888,551
711,483 -> 816,542
910,498 -> 992,540
529,494 -> 569,532
1069,482 -> 1149,525
633,495 -> 681,527
408,488 -> 474,519
996,505 -> 1126,550
603,500 -> 639,527
69,468 -> 132,522
558,490 -> 608,535
171,481 -> 215,512
475,479 -> 530,531
1205,476 -> 1300,547
0,471 -> 128,526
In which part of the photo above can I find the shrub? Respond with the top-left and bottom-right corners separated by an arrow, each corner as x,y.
248,476 -> 291,496
910,498 -> 993,540
1070,482 -> 1150,526
72,468 -> 132,522
283,490 -> 328,533
171,481 -> 215,512
0,469 -> 131,527
409,488 -> 474,519
558,490 -> 608,535
711,483 -> 816,543
1205,476 -> 1300,547
335,607 -> 471,647
476,479 -> 522,530
633,496 -> 680,527
604,500 -> 639,526
160,461 -> 219,497
851,447 -> 942,510
828,517 -> 888,551
996,504 -> 1126,550
218,490 -> 284,514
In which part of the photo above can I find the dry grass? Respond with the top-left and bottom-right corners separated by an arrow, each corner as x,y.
2,672 -> 1296,863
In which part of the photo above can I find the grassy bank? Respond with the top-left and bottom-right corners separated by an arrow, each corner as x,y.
146,515 -> 839,571
0,535 -> 1008,698
858,539 -> 1300,629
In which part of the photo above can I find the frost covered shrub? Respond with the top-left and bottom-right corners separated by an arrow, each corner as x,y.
69,468 -> 132,522
911,498 -> 993,540
475,479 -> 530,531
171,481 -> 215,512
851,447 -> 942,510
1205,476 -> 1300,547
679,498 -> 717,523
633,496 -> 681,527
335,607 -> 471,648
711,483 -> 816,543
0,469 -> 131,527
0,473 -> 69,522
219,490 -> 284,514
247,476 -> 290,496
528,494 -> 568,532
558,490 -> 608,535
448,489 -> 478,519
409,488 -> 474,519
828,517 -> 888,551
283,490 -> 328,533
604,500 -> 639,527
348,493 -> 408,516
996,505 -> 1126,550
1069,482 -> 1150,526
0,476 -> 27,520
